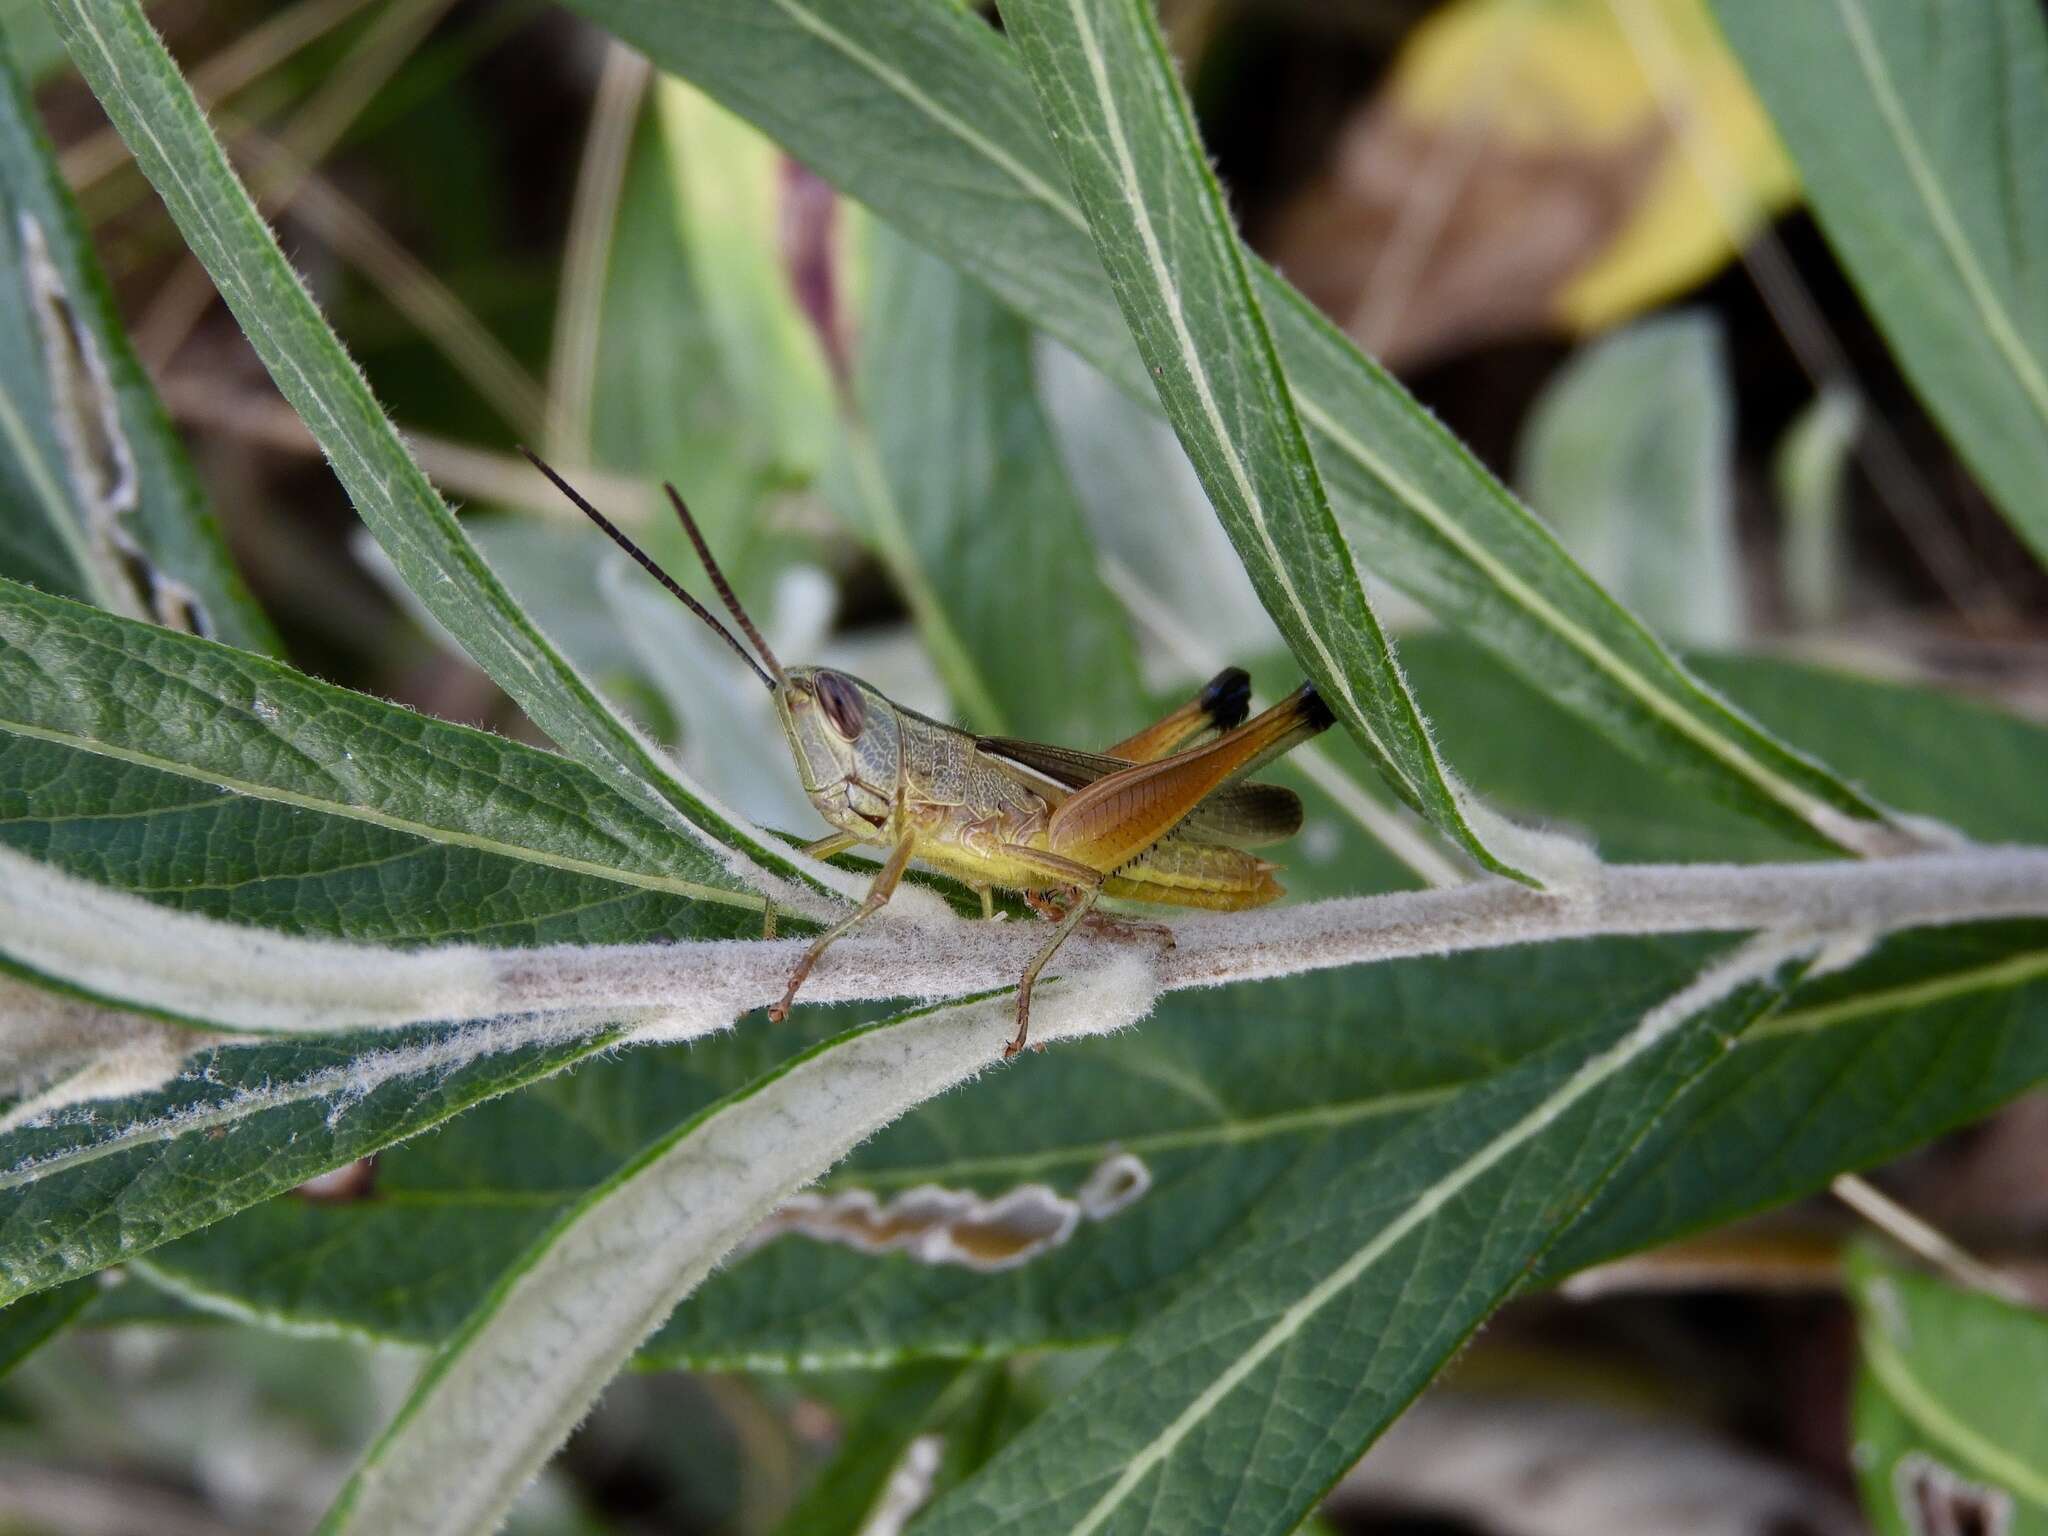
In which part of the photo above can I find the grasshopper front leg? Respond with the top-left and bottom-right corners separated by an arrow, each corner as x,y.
768,834 -> 916,1022
799,831 -> 862,862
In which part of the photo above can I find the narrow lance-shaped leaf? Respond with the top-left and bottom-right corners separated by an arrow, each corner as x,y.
316,962 -> 1160,1536
0,837 -> 857,1310
41,0 -> 842,911
632,75 -> 839,582
586,113 -> 759,555
0,996 -> 627,1308
912,939 -> 1811,1536
0,576 -> 773,930
1710,0 -> 2048,569
1519,313 -> 1741,648
1541,919 -> 2048,1280
1847,1248 -> 2048,1532
0,45 -> 275,651
998,0 -> 1531,879
556,0 -> 1922,858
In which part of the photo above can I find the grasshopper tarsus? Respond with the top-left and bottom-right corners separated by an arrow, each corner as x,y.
1002,998 -> 1033,1060
533,463 -> 1334,1062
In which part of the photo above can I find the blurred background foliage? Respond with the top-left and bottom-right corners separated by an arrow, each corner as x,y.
1,0 -> 2044,1532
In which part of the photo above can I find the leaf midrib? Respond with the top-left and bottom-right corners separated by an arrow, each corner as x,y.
1863,1325 -> 2048,1506
0,715 -> 763,912
0,1024 -> 625,1202
1829,0 -> 2048,437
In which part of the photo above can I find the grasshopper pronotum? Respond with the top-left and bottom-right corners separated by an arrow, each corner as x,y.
526,452 -> 1333,1057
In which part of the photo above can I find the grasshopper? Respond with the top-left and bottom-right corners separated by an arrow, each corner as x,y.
525,452 -> 1333,1057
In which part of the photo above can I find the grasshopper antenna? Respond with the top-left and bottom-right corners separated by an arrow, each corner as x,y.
518,447 -> 776,691
662,481 -> 784,684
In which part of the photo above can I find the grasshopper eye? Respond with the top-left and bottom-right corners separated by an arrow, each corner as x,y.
815,671 -> 865,741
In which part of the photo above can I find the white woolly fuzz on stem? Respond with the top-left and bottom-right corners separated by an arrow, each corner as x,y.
9,844 -> 2048,1045
1451,784 -> 1602,891
0,845 -> 506,1034
1152,847 -> 2048,991
322,956 -> 1159,1536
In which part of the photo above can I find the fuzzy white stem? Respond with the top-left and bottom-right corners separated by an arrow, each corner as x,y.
6,845 -> 2048,1038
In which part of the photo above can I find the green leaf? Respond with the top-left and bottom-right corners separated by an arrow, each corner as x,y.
0,1015 -> 624,1308
315,969 -> 1158,1536
557,0 -> 1918,858
1711,0 -> 2048,569
1519,313 -> 1741,648
0,576 -> 771,932
127,645 -> 2048,1362
0,45 -> 275,652
589,79 -> 828,585
0,572 -> 804,1312
1411,638 -> 2048,862
1541,921 -> 2048,1278
0,3 -> 67,85
857,227 -> 1147,742
999,0 -> 1529,878
909,941 -> 1806,1536
1037,340 -> 1278,668
1848,1249 -> 2048,1533
656,76 -> 839,495
587,114 -> 752,524
42,0 -> 831,905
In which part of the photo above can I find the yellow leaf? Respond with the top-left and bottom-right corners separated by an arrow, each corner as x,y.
1395,0 -> 1798,332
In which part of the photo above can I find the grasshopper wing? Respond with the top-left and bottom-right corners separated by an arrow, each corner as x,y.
1046,686 -> 1329,871
979,736 -> 1300,846
976,737 -> 1127,787
1179,781 -> 1303,846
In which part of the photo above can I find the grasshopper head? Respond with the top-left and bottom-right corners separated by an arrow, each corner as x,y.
776,666 -> 898,806
517,454 -> 903,830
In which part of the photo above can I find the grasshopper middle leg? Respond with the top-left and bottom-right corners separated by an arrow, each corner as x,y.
1009,886 -> 1100,1059
992,844 -> 1112,1060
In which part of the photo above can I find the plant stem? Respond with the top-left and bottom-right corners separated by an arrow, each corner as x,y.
9,843 -> 2047,1036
